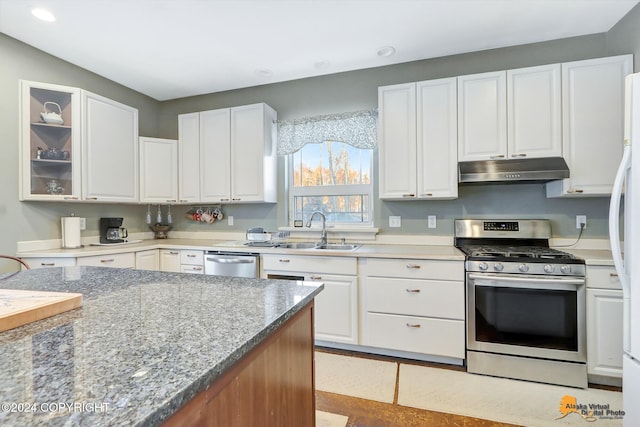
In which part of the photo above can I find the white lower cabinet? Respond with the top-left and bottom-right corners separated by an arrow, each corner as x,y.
262,254 -> 358,345
586,265 -> 623,383
159,249 -> 204,273
77,252 -> 135,269
362,258 -> 465,360
160,249 -> 181,272
23,257 -> 76,269
135,249 -> 159,271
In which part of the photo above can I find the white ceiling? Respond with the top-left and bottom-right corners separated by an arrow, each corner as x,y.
1,0 -> 638,101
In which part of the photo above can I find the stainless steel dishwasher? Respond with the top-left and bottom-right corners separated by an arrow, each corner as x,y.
204,251 -> 260,278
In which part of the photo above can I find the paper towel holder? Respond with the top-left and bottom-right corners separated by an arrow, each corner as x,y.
61,216 -> 84,249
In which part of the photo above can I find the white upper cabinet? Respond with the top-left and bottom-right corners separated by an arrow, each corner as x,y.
82,90 -> 139,202
547,54 -> 633,197
20,81 -> 139,203
417,78 -> 458,199
378,83 -> 417,199
458,65 -> 561,162
457,71 -> 507,161
177,112 -> 201,203
507,64 -> 562,158
378,79 -> 457,200
179,103 -> 277,204
19,80 -> 81,201
139,137 -> 178,203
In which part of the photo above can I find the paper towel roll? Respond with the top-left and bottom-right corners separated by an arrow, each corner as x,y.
61,217 -> 82,249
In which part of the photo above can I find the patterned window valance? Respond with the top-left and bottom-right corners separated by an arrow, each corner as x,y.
276,109 -> 377,155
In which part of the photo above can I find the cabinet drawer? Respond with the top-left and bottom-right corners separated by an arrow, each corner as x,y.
262,254 -> 356,275
366,277 -> 464,320
77,253 -> 135,269
24,257 -> 76,269
181,265 -> 204,274
586,266 -> 622,290
366,258 -> 464,281
180,250 -> 204,265
364,312 -> 465,359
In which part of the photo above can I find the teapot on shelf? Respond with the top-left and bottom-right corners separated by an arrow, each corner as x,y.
40,102 -> 64,125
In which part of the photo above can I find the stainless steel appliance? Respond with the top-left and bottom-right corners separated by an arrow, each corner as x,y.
204,251 -> 260,278
455,219 -> 587,388
99,217 -> 128,244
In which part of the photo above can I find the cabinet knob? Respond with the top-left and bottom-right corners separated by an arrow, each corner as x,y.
405,323 -> 421,328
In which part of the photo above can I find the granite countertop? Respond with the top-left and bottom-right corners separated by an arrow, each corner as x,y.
0,267 -> 323,426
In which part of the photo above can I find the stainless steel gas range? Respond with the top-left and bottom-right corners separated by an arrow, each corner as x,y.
455,219 -> 587,388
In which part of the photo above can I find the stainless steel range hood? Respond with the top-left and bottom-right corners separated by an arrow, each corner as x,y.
458,157 -> 570,183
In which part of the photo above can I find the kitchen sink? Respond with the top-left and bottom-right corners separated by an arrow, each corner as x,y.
314,243 -> 361,251
276,242 -> 319,249
274,242 -> 361,251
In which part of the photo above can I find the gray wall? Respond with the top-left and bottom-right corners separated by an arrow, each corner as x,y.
0,34 -> 158,261
158,33 -> 615,238
2,3 -> 640,267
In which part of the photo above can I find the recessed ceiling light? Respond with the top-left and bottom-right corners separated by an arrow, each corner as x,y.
31,8 -> 56,22
377,46 -> 396,57
255,69 -> 274,77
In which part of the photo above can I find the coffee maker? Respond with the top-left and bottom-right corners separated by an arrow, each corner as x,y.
99,217 -> 128,244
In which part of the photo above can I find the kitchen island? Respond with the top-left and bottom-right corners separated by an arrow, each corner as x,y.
0,266 -> 322,426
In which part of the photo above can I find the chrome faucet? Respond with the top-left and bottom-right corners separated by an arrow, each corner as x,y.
306,211 -> 327,245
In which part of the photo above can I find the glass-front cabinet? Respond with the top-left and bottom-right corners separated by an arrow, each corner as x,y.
20,80 -> 81,201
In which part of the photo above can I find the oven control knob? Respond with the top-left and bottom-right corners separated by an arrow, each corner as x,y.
560,265 -> 571,274
493,262 -> 504,272
518,264 -> 529,272
544,264 -> 555,273
478,262 -> 489,271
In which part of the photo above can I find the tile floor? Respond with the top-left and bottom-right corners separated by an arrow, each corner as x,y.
315,347 -> 622,427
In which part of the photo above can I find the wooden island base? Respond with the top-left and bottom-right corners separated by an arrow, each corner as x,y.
164,303 -> 316,427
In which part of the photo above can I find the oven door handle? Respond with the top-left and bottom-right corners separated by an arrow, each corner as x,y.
468,273 -> 585,287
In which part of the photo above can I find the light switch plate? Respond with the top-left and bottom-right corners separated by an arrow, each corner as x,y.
427,215 -> 436,228
389,216 -> 401,228
228,216 -> 234,226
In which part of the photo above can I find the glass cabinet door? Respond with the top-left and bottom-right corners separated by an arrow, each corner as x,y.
20,80 -> 81,201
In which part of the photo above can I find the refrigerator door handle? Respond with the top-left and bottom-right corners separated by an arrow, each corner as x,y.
609,143 -> 631,296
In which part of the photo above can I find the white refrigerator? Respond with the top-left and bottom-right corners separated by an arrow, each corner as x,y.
610,72 -> 640,426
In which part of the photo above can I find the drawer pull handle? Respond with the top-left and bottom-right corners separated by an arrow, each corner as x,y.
489,154 -> 505,159
101,259 -> 115,263
406,323 -> 421,328
402,193 -> 416,198
279,259 -> 291,263
610,272 -> 619,277
193,267 -> 203,271
41,262 -> 55,266
511,153 -> 527,158
311,275 -> 322,280
406,264 -> 421,269
405,289 -> 421,293
567,188 -> 584,194
169,251 -> 179,255
187,254 -> 197,258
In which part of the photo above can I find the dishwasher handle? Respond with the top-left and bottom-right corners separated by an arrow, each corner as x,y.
206,257 -> 255,264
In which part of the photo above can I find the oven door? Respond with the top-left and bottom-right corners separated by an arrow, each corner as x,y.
467,272 -> 586,363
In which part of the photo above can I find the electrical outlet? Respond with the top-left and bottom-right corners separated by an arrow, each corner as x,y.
228,215 -> 234,226
79,218 -> 86,230
427,215 -> 437,229
576,215 -> 587,229
389,216 -> 401,228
